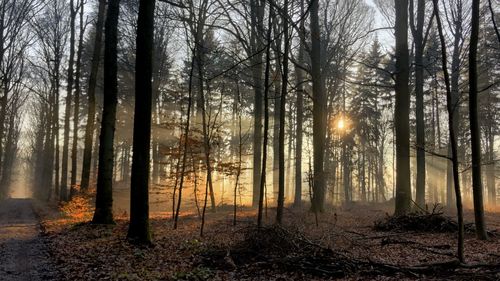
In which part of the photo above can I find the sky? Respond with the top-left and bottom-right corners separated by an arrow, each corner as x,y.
365,0 -> 396,50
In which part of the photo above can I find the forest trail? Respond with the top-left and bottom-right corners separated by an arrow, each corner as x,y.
0,199 -> 59,281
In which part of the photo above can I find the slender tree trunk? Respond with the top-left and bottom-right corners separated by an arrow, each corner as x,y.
173,52 -> 195,230
487,130 -> 496,205
81,0 -> 106,191
273,69 -> 281,200
411,0 -> 426,208
468,0 -> 488,240
447,0 -> 463,207
91,0 -> 120,225
61,0 -> 77,202
342,141 -> 350,203
294,0 -> 305,207
251,0 -> 265,207
71,0 -> 85,199
233,82 -> 243,226
257,8 -> 273,228
127,0 -> 155,243
276,0 -> 289,224
433,0 -> 464,262
54,52 -> 61,200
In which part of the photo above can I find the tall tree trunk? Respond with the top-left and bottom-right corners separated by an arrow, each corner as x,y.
310,0 -> 326,213
257,7 -> 273,228
394,0 -> 412,216
433,0 -> 464,262
411,0 -> 426,208
487,129 -> 496,205
81,0 -> 106,191
194,18 -> 217,212
127,0 -> 155,243
447,0 -> 463,207
71,0 -> 85,199
276,0 -> 289,224
273,68 -> 281,200
91,0 -> 120,225
251,0 -> 265,207
272,14 -> 282,201
54,49 -> 62,200
173,53 -> 195,230
468,0 -> 488,240
294,0 -> 305,206
61,0 -> 77,202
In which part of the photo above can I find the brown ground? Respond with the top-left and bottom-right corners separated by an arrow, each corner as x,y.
36,195 -> 500,280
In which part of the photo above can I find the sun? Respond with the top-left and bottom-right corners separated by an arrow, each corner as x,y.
337,118 -> 346,130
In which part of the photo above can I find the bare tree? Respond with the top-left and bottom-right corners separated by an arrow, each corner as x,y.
433,0 -> 465,262
60,0 -> 78,201
257,4 -> 273,228
81,0 -> 106,192
276,0 -> 290,224
70,0 -> 86,198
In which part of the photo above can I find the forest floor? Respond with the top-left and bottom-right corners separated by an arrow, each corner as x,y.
35,194 -> 500,280
0,199 -> 60,281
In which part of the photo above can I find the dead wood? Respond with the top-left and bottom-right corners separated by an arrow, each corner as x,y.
374,210 -> 475,233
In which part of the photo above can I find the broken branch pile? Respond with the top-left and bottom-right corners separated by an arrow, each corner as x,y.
374,211 -> 475,233
200,225 -> 358,278
199,225 -> 499,279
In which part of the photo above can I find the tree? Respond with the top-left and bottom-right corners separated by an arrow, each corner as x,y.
310,0 -> 327,213
409,0 -> 429,208
433,0 -> 465,262
394,0 -> 411,216
29,0 -> 69,201
60,0 -> 78,201
351,39 -> 385,202
0,0 -> 37,198
127,0 -> 156,243
81,0 -> 106,192
293,0 -> 306,208
91,0 -> 120,225
276,0 -> 290,224
468,0 -> 488,240
70,0 -> 85,198
444,0 -> 467,207
257,3 -> 273,228
250,0 -> 266,207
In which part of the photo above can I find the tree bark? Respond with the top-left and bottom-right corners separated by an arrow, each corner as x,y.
394,0 -> 412,216
294,0 -> 306,207
468,0 -> 488,240
310,0 -> 327,213
60,0 -> 77,202
127,0 -> 155,243
447,0 -> 463,207
81,0 -> 106,191
251,0 -> 265,207
257,6 -> 273,228
71,0 -> 85,199
91,0 -> 120,225
276,0 -> 289,224
411,0 -> 426,208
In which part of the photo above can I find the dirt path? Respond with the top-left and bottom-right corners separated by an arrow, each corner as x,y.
0,199 -> 59,281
